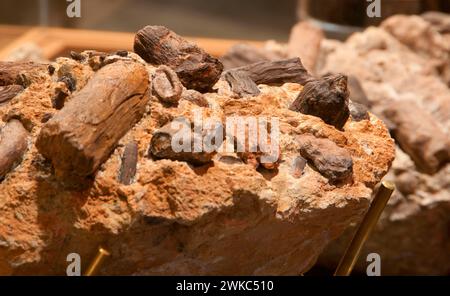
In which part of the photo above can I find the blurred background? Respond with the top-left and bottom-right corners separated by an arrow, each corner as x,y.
1,0 -> 450,41
0,0 -> 297,40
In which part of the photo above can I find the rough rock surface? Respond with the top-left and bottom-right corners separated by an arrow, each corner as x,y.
316,14 -> 450,275
0,46 -> 394,275
318,147 -> 450,275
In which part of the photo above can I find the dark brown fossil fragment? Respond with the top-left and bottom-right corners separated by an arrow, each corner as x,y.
224,58 -> 311,98
152,65 -> 183,105
70,51 -> 85,62
86,51 -> 108,71
134,25 -> 223,92
41,113 -> 53,123
0,120 -> 29,180
297,135 -> 353,182
149,122 -> 216,165
0,85 -> 24,104
52,74 -> 77,110
58,74 -> 77,92
0,61 -> 47,87
229,58 -> 312,86
48,65 -> 56,76
119,141 -> 138,185
224,70 -> 260,97
52,88 -> 67,110
115,50 -> 129,57
290,74 -> 350,130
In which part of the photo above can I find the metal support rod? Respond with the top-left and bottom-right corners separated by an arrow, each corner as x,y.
334,181 -> 395,276
84,246 -> 111,276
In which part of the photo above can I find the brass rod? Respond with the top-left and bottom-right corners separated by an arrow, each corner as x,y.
334,181 -> 395,276
84,246 -> 111,276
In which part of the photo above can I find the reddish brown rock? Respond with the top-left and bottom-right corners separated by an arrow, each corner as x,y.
0,43 -> 394,276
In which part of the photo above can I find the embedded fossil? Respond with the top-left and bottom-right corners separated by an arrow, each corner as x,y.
0,25 -> 394,276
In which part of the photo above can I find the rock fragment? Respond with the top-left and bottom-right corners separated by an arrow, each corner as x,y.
224,58 -> 311,98
0,61 -> 47,87
224,70 -> 260,97
70,51 -> 85,62
382,100 -> 450,174
119,141 -> 139,185
0,120 -> 29,179
52,74 -> 77,110
0,85 -> 24,104
297,135 -> 353,182
134,25 -> 223,92
290,74 -> 350,129
229,58 -> 311,86
152,65 -> 183,105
